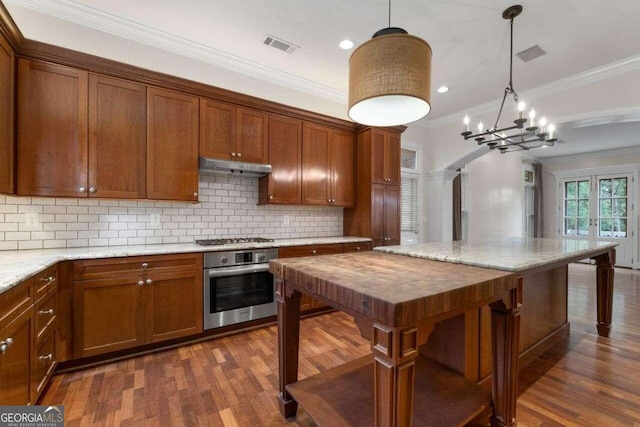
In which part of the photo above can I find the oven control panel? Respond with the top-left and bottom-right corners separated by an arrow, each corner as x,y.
203,248 -> 278,268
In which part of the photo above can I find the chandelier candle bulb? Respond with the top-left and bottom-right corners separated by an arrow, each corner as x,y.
478,122 -> 484,133
464,115 -> 470,132
548,124 -> 556,139
517,101 -> 526,119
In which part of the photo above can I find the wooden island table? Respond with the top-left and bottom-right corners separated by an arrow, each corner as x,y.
270,238 -> 617,426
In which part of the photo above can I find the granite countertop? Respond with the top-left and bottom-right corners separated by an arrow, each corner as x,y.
374,237 -> 618,272
0,236 -> 371,295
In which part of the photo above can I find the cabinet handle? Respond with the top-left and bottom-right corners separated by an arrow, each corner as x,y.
141,262 -> 148,269
39,276 -> 55,284
237,153 -> 242,157
137,280 -> 144,286
269,195 -> 273,200
38,309 -> 54,316
39,354 -> 53,362
231,152 -> 237,157
89,187 -> 96,193
0,337 -> 13,354
193,192 -> 199,197
356,246 -> 361,251
146,279 -> 153,285
312,250 -> 317,255
79,186 -> 86,193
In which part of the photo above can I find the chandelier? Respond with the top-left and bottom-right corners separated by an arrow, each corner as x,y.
461,5 -> 558,153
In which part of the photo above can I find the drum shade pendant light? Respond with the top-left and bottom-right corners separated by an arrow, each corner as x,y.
348,0 -> 432,127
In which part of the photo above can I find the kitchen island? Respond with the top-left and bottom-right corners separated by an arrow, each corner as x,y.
270,238 -> 616,426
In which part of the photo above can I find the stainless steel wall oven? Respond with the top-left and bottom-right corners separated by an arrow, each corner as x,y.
203,248 -> 278,329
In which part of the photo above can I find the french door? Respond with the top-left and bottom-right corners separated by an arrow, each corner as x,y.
560,173 -> 635,268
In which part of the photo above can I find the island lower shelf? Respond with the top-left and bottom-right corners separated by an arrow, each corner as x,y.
286,354 -> 492,427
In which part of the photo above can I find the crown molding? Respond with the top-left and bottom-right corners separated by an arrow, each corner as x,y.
5,0 -> 348,104
421,53 -> 640,130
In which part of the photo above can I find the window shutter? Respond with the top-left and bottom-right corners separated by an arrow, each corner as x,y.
401,176 -> 419,233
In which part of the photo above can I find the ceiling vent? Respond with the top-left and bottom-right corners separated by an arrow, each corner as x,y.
516,45 -> 546,62
263,35 -> 298,54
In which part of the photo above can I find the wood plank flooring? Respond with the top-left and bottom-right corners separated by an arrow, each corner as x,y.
41,264 -> 640,426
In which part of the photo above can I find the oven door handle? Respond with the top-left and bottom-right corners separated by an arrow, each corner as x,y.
207,264 -> 270,277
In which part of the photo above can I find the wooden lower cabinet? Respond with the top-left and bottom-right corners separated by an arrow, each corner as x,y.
31,328 -> 55,400
73,254 -> 203,358
278,242 -> 370,312
0,307 -> 33,405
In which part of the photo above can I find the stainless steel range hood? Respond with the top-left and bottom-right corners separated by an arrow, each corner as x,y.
199,157 -> 272,177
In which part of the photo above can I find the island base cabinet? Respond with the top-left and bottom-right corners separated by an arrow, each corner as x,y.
0,308 -> 33,405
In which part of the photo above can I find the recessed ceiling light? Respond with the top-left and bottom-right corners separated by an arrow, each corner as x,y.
436,86 -> 449,94
339,39 -> 354,50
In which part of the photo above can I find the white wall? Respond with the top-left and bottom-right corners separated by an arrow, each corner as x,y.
0,175 -> 343,251
466,151 -> 524,240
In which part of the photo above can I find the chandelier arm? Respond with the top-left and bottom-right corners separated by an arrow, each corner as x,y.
493,87 -> 511,130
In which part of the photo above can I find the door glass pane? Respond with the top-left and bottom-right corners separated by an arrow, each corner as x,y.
598,177 -> 628,239
565,182 -> 576,198
577,218 -> 589,236
578,181 -> 590,198
563,179 -> 589,237
613,178 -> 627,196
599,199 -> 612,216
600,218 -> 612,237
565,200 -> 577,217
613,199 -> 627,217
565,218 -> 577,235
578,200 -> 589,217
599,179 -> 611,197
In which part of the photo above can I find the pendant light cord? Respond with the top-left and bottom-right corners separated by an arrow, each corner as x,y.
388,0 -> 391,28
494,14 -> 519,131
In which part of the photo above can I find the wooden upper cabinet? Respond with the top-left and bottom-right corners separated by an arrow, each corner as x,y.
302,122 -> 355,206
88,75 -> 146,199
147,88 -> 199,201
200,99 -> 268,164
17,59 -> 88,197
236,107 -> 268,163
259,115 -> 302,204
329,129 -> 355,207
301,122 -> 331,205
0,34 -> 14,194
371,129 -> 400,185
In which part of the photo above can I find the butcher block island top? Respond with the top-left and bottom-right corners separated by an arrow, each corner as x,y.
270,251 -> 522,427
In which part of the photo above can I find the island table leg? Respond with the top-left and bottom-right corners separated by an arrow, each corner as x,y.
489,287 -> 521,427
594,249 -> 615,337
276,278 -> 301,418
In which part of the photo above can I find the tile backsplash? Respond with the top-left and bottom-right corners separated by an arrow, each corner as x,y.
0,175 -> 343,251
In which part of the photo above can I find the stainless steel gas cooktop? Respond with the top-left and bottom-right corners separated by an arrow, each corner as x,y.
195,237 -> 275,246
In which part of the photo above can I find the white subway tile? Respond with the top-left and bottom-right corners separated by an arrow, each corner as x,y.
43,240 -> 66,249
55,231 -> 78,240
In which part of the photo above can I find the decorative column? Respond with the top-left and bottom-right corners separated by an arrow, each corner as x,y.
424,169 -> 459,242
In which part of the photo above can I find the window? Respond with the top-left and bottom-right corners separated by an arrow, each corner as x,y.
401,148 -> 418,170
401,175 -> 419,234
598,177 -> 628,238
563,179 -> 590,236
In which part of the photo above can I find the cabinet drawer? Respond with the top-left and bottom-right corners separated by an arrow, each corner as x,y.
34,265 -> 57,302
32,330 -> 55,399
74,253 -> 202,280
278,243 -> 344,258
344,242 -> 371,253
0,278 -> 32,326
34,291 -> 56,346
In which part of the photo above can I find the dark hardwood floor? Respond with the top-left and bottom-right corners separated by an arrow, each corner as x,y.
41,264 -> 640,426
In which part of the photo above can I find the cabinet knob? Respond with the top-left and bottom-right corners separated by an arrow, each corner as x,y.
146,279 -> 153,285
237,153 -> 242,157
327,199 -> 331,203
38,309 -> 54,316
79,186 -> 86,192
193,192 -> 198,197
141,262 -> 148,269
137,280 -> 144,286
89,187 -> 96,193
269,195 -> 273,200
331,199 -> 336,203
39,354 -> 53,362
312,250 -> 317,255
356,246 -> 361,251
231,152 -> 237,157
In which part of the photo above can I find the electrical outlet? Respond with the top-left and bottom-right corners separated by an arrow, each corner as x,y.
24,212 -> 41,230
150,213 -> 161,227
283,215 -> 290,226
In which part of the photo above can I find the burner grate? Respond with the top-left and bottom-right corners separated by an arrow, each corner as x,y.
195,237 -> 275,246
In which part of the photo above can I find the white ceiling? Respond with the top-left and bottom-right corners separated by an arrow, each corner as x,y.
5,0 -> 640,157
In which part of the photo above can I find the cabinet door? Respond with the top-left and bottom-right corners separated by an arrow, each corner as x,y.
263,115 -> 302,204
144,270 -> 203,343
200,99 -> 236,161
0,308 -> 33,405
88,75 -> 146,198
17,59 -> 88,197
384,185 -> 401,245
147,88 -> 199,201
74,276 -> 145,358
371,184 -> 386,247
301,122 -> 330,205
385,133 -> 401,185
329,129 -> 355,207
237,107 -> 268,164
371,130 -> 387,185
31,328 -> 55,401
0,33 -> 14,194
